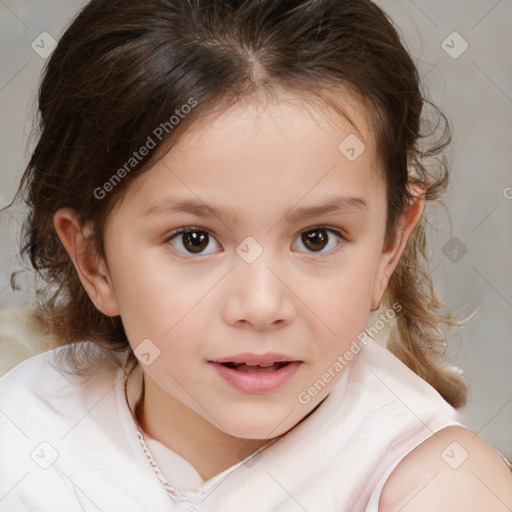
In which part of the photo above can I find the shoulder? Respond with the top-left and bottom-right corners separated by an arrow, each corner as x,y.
0,345 -> 57,391
0,346 -> 74,432
0,306 -> 56,377
0,341 -> 125,418
0,341 -> 72,388
379,426 -> 512,512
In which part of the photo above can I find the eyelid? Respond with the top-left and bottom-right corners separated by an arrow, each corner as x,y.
165,224 -> 350,239
293,225 -> 347,256
296,224 -> 349,240
164,226 -> 222,257
165,226 -> 214,241
164,224 -> 349,256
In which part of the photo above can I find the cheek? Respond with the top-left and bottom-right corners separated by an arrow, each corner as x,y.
106,244 -> 172,332
307,263 -> 376,343
108,244 -> 215,348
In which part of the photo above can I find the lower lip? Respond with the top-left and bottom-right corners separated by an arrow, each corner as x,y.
209,361 -> 301,393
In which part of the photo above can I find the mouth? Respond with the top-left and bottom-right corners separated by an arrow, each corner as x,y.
208,354 -> 302,393
218,361 -> 292,372
209,352 -> 301,366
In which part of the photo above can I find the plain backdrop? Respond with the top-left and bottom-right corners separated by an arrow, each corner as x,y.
0,0 -> 511,460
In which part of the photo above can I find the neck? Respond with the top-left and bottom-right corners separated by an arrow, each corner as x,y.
134,371 -> 278,482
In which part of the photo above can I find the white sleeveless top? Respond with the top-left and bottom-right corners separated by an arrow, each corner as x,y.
1,335 -> 504,511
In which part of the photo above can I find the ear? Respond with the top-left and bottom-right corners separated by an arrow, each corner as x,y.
53,208 -> 120,317
370,184 -> 426,310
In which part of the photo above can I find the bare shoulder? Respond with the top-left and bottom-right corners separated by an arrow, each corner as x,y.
378,426 -> 512,512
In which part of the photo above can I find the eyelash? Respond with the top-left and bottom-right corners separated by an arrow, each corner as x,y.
164,225 -> 347,257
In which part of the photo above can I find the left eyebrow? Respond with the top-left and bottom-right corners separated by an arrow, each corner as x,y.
140,195 -> 369,224
284,196 -> 369,222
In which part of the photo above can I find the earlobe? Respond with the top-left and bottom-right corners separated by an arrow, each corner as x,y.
371,184 -> 426,310
53,208 -> 120,317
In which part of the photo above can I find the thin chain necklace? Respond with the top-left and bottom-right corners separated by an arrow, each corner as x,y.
123,365 -> 186,503
123,363 -> 281,503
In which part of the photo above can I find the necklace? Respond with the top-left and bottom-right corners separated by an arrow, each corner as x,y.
123,362 -> 281,503
123,364 -> 186,503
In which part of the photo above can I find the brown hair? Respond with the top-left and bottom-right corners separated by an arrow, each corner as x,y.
9,0 -> 470,406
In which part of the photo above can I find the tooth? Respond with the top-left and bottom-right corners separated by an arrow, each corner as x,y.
240,362 -> 277,367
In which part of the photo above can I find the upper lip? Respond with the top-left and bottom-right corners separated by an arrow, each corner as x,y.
209,352 -> 301,365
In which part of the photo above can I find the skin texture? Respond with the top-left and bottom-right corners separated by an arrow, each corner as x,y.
54,91 -> 426,482
379,425 -> 512,512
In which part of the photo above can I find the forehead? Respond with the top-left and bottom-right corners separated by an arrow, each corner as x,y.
116,90 -> 386,222
174,89 -> 376,156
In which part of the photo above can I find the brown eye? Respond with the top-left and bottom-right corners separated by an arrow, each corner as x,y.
182,230 -> 209,253
302,229 -> 328,252
168,228 -> 220,255
294,227 -> 343,254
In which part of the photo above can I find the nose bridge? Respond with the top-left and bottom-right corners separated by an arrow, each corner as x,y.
224,236 -> 294,328
235,237 -> 280,293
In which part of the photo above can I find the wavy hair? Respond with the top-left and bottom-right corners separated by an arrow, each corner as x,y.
9,0 -> 470,406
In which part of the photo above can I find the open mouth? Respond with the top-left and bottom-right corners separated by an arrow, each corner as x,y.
209,359 -> 301,393
220,361 -> 291,372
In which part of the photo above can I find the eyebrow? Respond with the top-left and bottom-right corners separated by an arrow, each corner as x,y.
141,195 -> 369,224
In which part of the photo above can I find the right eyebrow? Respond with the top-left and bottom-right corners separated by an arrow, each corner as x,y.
140,194 -> 369,224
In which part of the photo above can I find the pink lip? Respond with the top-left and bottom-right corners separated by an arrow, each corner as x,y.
209,352 -> 299,365
209,360 -> 302,393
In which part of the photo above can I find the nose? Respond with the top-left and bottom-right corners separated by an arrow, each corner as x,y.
221,250 -> 296,331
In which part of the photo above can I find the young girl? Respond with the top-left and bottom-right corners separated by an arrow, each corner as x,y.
1,0 -> 511,510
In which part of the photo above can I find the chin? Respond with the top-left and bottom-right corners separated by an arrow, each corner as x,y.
215,406 -> 300,440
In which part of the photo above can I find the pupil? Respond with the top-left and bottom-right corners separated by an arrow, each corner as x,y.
303,229 -> 327,252
184,231 -> 208,253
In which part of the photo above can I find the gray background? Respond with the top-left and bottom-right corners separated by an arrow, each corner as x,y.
0,0 -> 511,460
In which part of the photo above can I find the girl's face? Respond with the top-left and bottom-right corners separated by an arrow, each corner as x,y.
85,92 -> 422,439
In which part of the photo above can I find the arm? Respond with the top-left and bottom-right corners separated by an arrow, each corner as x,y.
378,426 -> 512,512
